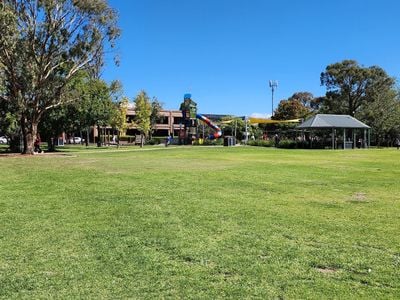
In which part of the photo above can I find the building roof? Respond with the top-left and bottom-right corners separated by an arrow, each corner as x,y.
297,114 -> 370,129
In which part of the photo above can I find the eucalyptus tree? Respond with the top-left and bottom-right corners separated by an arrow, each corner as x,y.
361,86 -> 400,145
273,97 -> 311,121
320,60 -> 395,116
320,60 -> 400,144
76,77 -> 116,147
39,75 -> 119,150
289,92 -> 322,112
149,97 -> 162,139
0,0 -> 120,153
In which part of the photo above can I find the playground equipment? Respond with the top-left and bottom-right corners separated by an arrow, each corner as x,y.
196,114 -> 222,139
242,117 -> 301,144
179,94 -> 222,144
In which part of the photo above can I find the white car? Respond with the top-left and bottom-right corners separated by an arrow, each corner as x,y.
0,136 -> 8,144
69,137 -> 84,144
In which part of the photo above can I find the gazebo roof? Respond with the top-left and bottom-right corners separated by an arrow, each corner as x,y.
297,114 -> 370,129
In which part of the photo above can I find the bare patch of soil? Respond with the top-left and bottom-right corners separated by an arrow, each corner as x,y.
0,152 -> 75,158
350,192 -> 368,202
315,267 -> 338,274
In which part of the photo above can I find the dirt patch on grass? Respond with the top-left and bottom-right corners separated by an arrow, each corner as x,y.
349,192 -> 368,202
0,152 -> 76,158
315,267 -> 338,274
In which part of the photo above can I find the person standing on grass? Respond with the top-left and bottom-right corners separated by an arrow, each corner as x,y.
34,134 -> 42,153
165,134 -> 173,147
274,134 -> 280,147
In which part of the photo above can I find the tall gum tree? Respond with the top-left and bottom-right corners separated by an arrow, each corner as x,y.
320,60 -> 399,144
320,60 -> 395,116
0,0 -> 120,154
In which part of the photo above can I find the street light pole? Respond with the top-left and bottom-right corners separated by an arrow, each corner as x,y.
269,80 -> 278,116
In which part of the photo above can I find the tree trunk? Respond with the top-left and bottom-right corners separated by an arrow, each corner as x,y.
140,133 -> 144,148
21,116 -> 38,155
86,127 -> 89,147
97,124 -> 101,147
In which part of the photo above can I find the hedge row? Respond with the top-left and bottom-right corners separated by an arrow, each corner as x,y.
248,139 -> 326,149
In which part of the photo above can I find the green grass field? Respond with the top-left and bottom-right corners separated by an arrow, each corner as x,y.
0,146 -> 399,298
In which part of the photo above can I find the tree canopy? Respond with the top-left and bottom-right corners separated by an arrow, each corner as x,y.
110,96 -> 129,143
133,91 -> 152,147
273,92 -> 314,120
320,60 -> 395,116
39,73 -> 122,149
0,0 -> 120,153
150,98 -> 162,138
320,60 -> 400,144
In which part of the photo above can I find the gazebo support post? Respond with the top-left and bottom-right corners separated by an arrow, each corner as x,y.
343,128 -> 346,150
332,128 -> 335,150
368,129 -> 371,148
353,130 -> 356,149
364,129 -> 367,149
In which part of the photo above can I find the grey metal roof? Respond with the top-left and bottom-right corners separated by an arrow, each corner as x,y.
297,114 -> 370,129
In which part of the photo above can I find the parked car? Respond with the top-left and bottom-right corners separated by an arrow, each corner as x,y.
69,137 -> 84,144
0,136 -> 8,144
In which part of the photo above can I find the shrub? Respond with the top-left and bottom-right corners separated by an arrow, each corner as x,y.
277,139 -> 297,149
295,140 -> 309,149
247,140 -> 274,147
148,137 -> 163,145
202,138 -> 223,146
310,140 -> 325,149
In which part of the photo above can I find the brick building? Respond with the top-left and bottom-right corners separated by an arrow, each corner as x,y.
125,108 -> 184,137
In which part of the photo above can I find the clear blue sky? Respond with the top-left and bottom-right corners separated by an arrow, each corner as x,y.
103,0 -> 400,116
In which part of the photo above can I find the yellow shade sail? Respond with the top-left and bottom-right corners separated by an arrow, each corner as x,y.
249,118 -> 301,124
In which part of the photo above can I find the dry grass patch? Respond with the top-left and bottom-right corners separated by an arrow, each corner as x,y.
350,192 -> 368,202
315,267 -> 339,274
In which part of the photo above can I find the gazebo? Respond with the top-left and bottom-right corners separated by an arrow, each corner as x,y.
296,114 -> 371,149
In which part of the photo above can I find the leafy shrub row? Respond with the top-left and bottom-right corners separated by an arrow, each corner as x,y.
276,139 -> 297,149
192,138 -> 224,146
247,140 -> 274,147
248,139 -> 326,149
147,137 -> 164,145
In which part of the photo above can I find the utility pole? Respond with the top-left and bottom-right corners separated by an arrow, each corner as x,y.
269,80 -> 278,116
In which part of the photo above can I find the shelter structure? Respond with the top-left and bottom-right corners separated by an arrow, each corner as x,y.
296,114 -> 370,149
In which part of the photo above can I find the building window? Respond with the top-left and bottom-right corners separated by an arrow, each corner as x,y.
174,117 -> 183,124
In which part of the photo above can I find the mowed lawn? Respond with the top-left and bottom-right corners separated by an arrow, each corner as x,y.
0,146 -> 399,299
